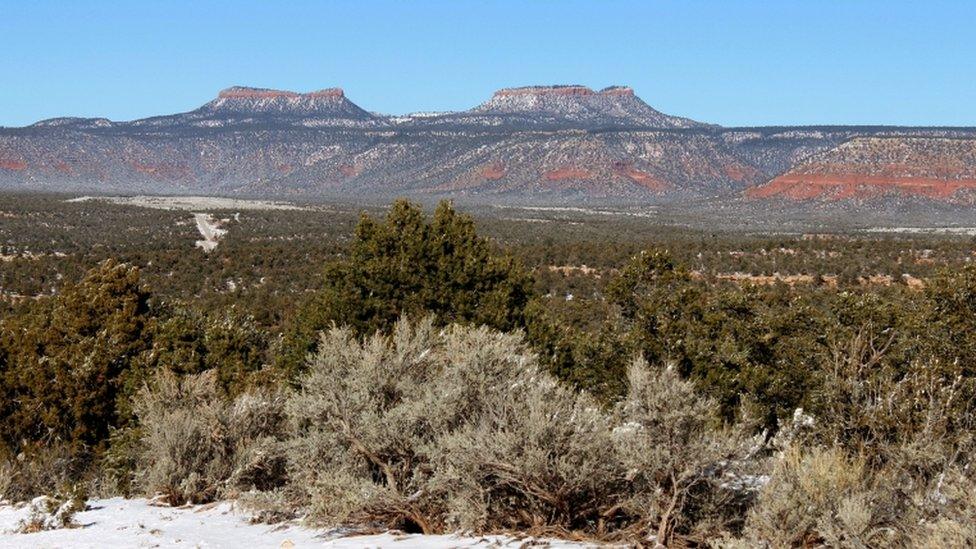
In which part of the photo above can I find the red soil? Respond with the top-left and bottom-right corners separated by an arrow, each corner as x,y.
544,168 -> 594,181
480,163 -> 506,180
747,173 -> 976,201
724,163 -> 760,183
0,159 -> 27,171
611,162 -> 667,191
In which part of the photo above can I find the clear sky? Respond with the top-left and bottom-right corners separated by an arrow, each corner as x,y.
2,0 -> 975,128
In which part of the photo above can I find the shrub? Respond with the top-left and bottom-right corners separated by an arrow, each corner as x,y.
613,357 -> 753,544
732,327 -> 976,547
926,265 -> 976,372
429,354 -> 621,535
278,200 -> 533,376
739,447 -> 898,547
286,317 -> 459,532
0,458 -> 89,530
908,467 -> 976,547
17,492 -> 86,533
0,444 -> 94,503
810,326 -> 976,471
0,460 -> 9,502
131,370 -> 287,504
286,317 -> 748,542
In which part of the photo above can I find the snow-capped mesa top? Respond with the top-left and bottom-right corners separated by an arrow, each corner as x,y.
29,117 -> 114,129
120,85 -> 387,129
202,86 -> 377,120
470,85 -> 705,128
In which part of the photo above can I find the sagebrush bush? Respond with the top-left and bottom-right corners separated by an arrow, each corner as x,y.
728,328 -> 976,547
286,317 -> 478,532
739,447 -> 898,547
113,316 -> 976,545
429,351 -> 620,534
0,444 -> 92,504
0,460 -> 10,502
907,467 -> 976,547
811,328 -> 976,470
132,370 -> 287,504
286,317 -> 747,542
613,357 -> 753,543
17,494 -> 85,533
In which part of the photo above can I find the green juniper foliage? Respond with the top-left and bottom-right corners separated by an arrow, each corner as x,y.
0,260 -> 153,455
278,200 -> 533,375
146,306 -> 268,397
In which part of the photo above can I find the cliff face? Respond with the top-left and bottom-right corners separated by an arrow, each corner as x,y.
746,138 -> 976,202
2,85 -> 976,206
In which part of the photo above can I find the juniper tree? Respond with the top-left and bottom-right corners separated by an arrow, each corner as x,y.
278,200 -> 532,375
0,260 -> 153,454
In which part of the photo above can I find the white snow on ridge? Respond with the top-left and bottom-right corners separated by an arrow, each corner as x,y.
0,497 -> 603,548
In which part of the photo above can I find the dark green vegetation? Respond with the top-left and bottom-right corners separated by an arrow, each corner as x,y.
2,192 -> 976,543
277,200 -> 532,375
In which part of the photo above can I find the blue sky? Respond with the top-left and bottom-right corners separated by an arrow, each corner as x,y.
1,0 -> 974,127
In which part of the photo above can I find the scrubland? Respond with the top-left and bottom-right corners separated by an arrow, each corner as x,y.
2,194 -> 976,546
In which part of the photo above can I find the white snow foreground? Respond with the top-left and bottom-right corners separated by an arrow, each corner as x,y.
0,497 -> 600,548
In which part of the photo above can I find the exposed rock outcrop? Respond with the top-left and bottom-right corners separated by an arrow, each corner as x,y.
747,138 -> 976,202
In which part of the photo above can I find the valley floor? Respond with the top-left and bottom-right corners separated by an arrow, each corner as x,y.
0,497 -> 598,548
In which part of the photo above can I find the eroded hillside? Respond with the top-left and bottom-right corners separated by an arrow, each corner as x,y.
747,137 -> 976,201
2,86 -> 976,206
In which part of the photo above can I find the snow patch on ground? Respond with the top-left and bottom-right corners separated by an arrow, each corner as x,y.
0,498 -> 319,548
512,206 -> 657,218
0,497 -> 601,548
863,226 -> 976,236
67,196 -> 306,211
194,213 -> 228,252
